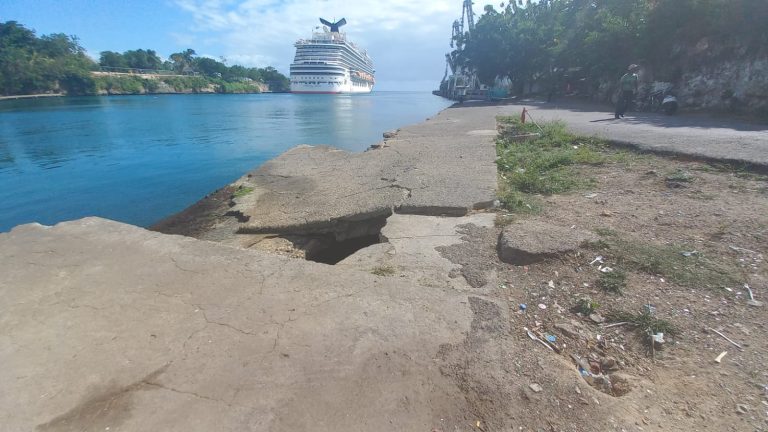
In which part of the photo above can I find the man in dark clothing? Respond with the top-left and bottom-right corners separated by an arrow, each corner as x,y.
615,64 -> 639,119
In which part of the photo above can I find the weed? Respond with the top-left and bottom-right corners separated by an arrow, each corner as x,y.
607,310 -> 678,336
590,235 -> 740,289
665,169 -> 694,183
594,227 -> 618,237
371,265 -> 396,276
575,297 -> 600,315
495,119 -> 605,210
598,269 -> 627,294
496,186 -> 541,214
232,186 -> 254,198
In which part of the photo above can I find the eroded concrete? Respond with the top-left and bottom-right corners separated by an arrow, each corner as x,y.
225,106 -> 499,238
0,218 -> 477,431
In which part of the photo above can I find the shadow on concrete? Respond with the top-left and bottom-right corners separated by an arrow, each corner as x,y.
509,99 -> 768,132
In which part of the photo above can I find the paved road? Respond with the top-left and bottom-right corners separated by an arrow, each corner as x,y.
497,100 -> 768,168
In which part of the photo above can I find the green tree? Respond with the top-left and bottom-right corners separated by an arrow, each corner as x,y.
170,48 -> 197,74
99,51 -> 128,68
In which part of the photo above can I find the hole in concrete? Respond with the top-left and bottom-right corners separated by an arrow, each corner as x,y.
305,234 -> 382,265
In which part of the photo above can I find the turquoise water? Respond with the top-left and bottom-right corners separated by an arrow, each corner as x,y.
0,92 -> 452,232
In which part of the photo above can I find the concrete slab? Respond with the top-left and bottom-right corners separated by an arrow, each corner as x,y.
337,213 -> 496,290
228,106 -> 499,237
0,218 -> 474,431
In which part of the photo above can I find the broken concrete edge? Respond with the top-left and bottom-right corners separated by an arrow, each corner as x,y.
605,138 -> 768,175
236,198 -> 498,239
236,207 -> 393,240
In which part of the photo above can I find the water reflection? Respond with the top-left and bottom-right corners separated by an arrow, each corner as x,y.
0,92 -> 451,231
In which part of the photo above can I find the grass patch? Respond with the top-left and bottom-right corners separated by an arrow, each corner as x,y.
575,297 -> 600,315
495,118 -> 606,211
590,234 -> 741,289
371,265 -> 396,276
597,269 -> 627,294
665,169 -> 694,183
232,186 -> 254,198
607,310 -> 678,336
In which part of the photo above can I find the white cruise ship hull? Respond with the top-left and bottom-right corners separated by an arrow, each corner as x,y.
290,77 -> 373,94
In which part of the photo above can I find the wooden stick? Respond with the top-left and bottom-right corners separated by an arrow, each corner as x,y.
708,328 -> 743,350
603,322 -> 629,329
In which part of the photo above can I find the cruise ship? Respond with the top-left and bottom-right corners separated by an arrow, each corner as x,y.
290,18 -> 375,94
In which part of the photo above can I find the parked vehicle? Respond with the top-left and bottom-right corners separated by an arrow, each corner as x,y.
639,85 -> 678,115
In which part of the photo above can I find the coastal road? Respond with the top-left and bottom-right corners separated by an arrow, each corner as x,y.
498,100 -> 768,169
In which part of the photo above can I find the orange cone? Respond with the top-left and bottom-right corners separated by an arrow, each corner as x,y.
521,107 -> 527,124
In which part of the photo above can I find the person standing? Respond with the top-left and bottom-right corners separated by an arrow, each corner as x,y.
615,64 -> 639,119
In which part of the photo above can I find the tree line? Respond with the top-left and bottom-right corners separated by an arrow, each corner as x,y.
0,21 -> 289,96
455,0 -> 768,96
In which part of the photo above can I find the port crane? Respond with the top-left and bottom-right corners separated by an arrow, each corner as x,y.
438,0 -> 481,100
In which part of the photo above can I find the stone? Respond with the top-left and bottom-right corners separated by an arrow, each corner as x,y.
589,313 -> 606,324
554,323 -> 581,339
736,404 -> 750,414
529,383 -> 543,393
498,221 -> 598,265
383,130 -> 398,139
747,299 -> 764,307
601,357 -> 619,371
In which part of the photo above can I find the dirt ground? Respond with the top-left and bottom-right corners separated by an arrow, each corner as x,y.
434,149 -> 768,431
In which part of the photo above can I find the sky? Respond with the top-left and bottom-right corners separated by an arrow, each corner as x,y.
2,0 -> 469,91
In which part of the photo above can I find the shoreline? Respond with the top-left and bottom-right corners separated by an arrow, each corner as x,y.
151,102 -> 499,255
0,93 -> 63,101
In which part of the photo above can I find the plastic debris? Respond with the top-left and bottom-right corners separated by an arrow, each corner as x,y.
538,303 -> 547,310
524,327 -> 555,351
652,333 -> 665,344
529,383 -> 543,393
680,250 -> 699,257
714,351 -> 728,363
584,193 -> 598,198
519,303 -> 527,311
548,280 -> 555,289
599,266 -> 614,273
546,334 -> 557,343
744,284 -> 764,306
589,313 -> 606,324
590,256 -> 604,265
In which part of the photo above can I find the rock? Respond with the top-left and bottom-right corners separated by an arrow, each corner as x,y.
736,404 -> 750,414
601,357 -> 619,371
747,299 -> 764,307
589,313 -> 606,324
529,383 -> 543,393
498,221 -> 598,265
383,130 -> 398,139
555,322 -> 581,339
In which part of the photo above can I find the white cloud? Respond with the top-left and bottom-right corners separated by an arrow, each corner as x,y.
171,0 -> 462,88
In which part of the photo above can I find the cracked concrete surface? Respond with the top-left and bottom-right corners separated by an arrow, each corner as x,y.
224,106 -> 499,237
0,217 -> 476,431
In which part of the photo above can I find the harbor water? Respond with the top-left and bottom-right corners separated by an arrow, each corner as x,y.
0,92 -> 452,232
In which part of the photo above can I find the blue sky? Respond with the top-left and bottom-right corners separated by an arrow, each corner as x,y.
3,0 -> 465,91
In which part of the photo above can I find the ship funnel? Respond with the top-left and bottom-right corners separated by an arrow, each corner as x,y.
319,18 -> 347,32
